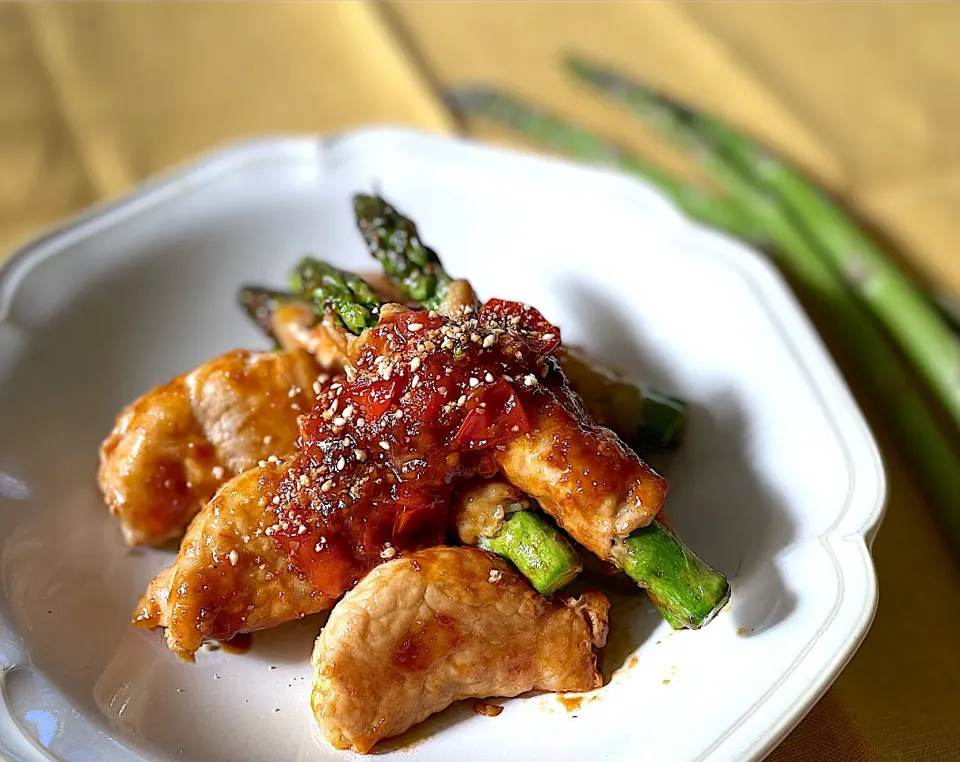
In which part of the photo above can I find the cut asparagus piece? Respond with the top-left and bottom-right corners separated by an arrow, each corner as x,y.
477,510 -> 583,596
353,194 -> 453,311
566,54 -> 960,431
612,521 -> 729,629
445,87 -> 770,244
291,257 -> 382,335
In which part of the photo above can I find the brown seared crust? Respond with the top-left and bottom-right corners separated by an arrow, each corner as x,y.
310,547 -> 608,753
98,349 -> 321,546
134,459 -> 334,661
496,382 -> 667,560
451,477 -> 531,545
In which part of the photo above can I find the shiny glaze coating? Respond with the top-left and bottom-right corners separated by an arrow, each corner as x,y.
311,547 -> 608,753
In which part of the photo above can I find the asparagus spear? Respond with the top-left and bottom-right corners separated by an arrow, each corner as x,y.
613,521 -> 729,629
445,87 -> 770,244
477,510 -> 583,595
566,54 -> 960,432
353,195 -> 453,311
238,285 -> 297,342
292,257 -> 382,335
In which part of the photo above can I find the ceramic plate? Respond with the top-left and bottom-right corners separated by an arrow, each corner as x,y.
0,128 -> 885,761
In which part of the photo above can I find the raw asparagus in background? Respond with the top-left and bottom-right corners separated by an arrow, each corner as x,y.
566,54 -> 960,432
444,88 -> 769,244
446,78 -> 960,549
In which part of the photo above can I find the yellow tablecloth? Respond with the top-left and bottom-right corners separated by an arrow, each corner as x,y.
2,3 -> 958,759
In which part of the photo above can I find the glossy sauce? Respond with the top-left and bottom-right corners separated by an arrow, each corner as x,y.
270,301 -> 562,597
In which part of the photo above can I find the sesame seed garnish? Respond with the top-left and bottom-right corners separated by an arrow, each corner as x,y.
380,545 -> 397,559
336,456 -> 346,471
355,449 -> 367,461
408,322 -> 423,332
321,479 -> 334,492
468,377 -> 479,388
258,460 -> 268,468
379,441 -> 390,450
411,374 -> 421,388
457,395 -> 468,406
272,495 -> 281,505
483,334 -> 496,348
267,455 -> 280,464
228,550 -> 239,566
342,405 -> 354,419
410,357 -> 421,372
503,374 -> 514,383
541,333 -> 555,341
333,417 -> 346,426
485,372 -> 495,383
488,569 -> 502,583
299,474 -> 311,486
523,374 -> 538,386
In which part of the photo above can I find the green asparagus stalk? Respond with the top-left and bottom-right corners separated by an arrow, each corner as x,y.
353,194 -> 453,311
445,87 -> 770,244
476,510 -> 583,595
238,286 -> 300,341
612,521 -> 730,629
566,54 -> 960,432
291,257 -> 382,335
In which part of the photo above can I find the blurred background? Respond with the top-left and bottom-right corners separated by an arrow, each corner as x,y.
2,3 -> 959,760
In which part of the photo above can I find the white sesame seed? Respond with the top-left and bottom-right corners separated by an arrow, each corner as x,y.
380,546 -> 397,559
408,322 -> 423,332
410,357 -> 421,372
342,405 -> 354,419
336,456 -> 346,471
523,374 -> 538,386
267,455 -> 280,463
485,372 -> 495,383
394,409 -> 403,419
297,524 -> 306,535
457,395 -> 468,406
379,441 -> 390,450
321,479 -> 334,492
488,569 -> 502,583
333,417 -> 346,426
355,449 -> 367,462
411,374 -> 421,388
469,377 -> 479,388
258,460 -> 268,468
299,474 -> 311,486
503,374 -> 514,383
483,334 -> 496,348
541,333 -> 555,341
272,495 -> 281,505
228,550 -> 239,566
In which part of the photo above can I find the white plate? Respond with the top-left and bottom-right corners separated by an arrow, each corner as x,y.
0,128 -> 885,761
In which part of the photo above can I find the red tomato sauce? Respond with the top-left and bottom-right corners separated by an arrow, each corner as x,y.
270,300 -> 561,597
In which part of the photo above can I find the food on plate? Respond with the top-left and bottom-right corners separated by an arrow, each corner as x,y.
102,192 -> 729,752
452,477 -> 582,595
134,458 -> 335,660
98,348 -> 321,545
310,546 -> 608,753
